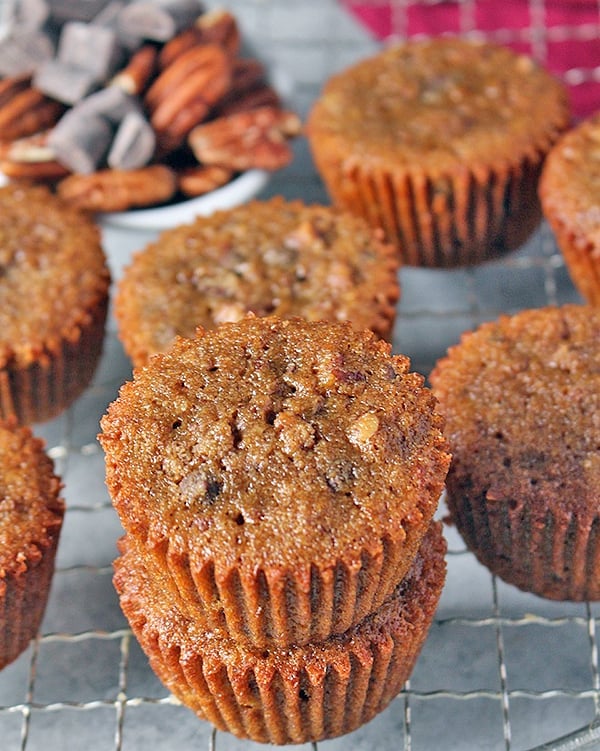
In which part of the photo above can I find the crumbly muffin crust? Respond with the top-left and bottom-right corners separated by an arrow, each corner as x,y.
308,38 -> 567,172
0,421 -> 63,574
101,317 -> 450,643
0,184 -> 110,369
0,419 -> 64,667
540,112 -> 600,305
0,184 -> 110,423
115,197 -> 399,368
306,37 -> 570,267
430,304 -> 600,600
114,522 -> 447,744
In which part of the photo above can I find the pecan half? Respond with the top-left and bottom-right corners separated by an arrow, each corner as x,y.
1,158 -> 70,181
212,58 -> 281,117
110,44 -> 158,96
195,9 -> 240,57
150,58 -> 231,133
215,84 -> 281,118
0,87 -> 44,130
157,26 -> 204,70
158,8 -> 240,69
229,58 -> 267,94
0,90 -> 64,141
145,43 -> 230,112
177,164 -> 233,196
154,96 -> 211,154
0,74 -> 31,110
57,164 -> 177,212
188,106 -> 302,171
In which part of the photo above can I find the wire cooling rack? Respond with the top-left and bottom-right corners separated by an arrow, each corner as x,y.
1,1 -> 600,750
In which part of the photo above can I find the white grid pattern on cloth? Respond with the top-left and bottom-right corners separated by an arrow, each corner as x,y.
0,1 -> 598,750
339,0 -> 600,117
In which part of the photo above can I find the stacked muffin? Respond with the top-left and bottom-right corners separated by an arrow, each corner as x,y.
114,197 -> 400,368
101,316 -> 450,743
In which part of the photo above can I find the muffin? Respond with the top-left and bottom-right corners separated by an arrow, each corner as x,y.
115,197 -> 400,369
0,184 -> 111,423
114,522 -> 446,745
0,419 -> 64,668
306,37 -> 570,268
100,316 -> 450,647
539,112 -> 600,306
430,304 -> 600,601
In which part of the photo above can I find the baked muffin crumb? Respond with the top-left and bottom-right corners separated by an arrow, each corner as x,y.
0,418 -> 64,667
430,304 -> 600,600
307,37 -> 570,267
0,184 -> 110,423
115,197 -> 400,368
101,316 -> 450,645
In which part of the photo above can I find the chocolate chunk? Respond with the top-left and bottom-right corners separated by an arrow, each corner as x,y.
107,110 -> 156,169
117,0 -> 203,42
34,58 -> 98,104
0,30 -> 54,77
47,0 -> 112,23
14,0 -> 50,30
75,85 -> 141,124
178,470 -> 222,507
48,110 -> 112,173
58,21 -> 122,82
92,0 -> 126,27
92,1 -> 142,51
206,478 -> 222,503
325,459 -> 357,492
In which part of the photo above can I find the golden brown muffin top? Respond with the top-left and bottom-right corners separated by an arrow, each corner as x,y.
307,37 -> 570,173
430,305 -> 600,514
540,112 -> 600,245
0,420 -> 64,581
101,317 -> 449,575
115,197 -> 399,368
0,184 -> 110,369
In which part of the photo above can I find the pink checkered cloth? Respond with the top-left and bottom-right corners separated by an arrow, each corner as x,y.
340,0 -> 600,119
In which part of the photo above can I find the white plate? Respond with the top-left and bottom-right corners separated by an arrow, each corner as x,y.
1,70 -> 291,233
98,67 -> 293,232
0,166 -> 270,233
98,168 -> 271,232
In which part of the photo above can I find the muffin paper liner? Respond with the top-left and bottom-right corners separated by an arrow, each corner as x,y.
0,522 -> 62,669
446,481 -> 600,601
314,153 -> 545,268
0,294 -> 109,424
114,523 -> 446,745
126,509 -> 434,648
540,217 -> 600,306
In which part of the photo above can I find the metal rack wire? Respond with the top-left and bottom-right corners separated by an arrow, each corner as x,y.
2,231 -> 598,751
0,1 -> 599,749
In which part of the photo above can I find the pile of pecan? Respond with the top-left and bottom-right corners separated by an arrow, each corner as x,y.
0,4 -> 301,213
